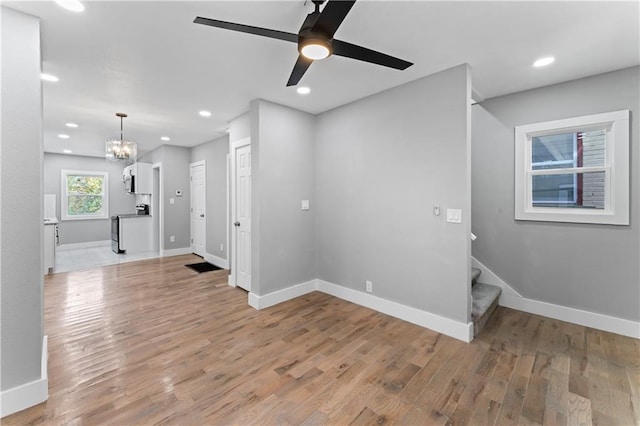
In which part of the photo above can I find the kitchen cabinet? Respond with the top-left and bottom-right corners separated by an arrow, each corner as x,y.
123,162 -> 152,194
44,221 -> 57,274
119,216 -> 154,253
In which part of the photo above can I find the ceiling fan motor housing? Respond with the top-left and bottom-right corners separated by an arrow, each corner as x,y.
298,10 -> 333,58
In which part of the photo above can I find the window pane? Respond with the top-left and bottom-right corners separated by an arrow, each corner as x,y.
532,132 -> 574,168
531,130 -> 605,170
532,171 -> 605,209
67,175 -> 104,195
67,195 -> 103,215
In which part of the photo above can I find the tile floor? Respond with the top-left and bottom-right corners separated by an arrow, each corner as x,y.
54,243 -> 161,273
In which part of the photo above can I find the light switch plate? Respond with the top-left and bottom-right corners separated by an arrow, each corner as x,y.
301,200 -> 310,211
446,208 -> 462,223
169,198 -> 175,205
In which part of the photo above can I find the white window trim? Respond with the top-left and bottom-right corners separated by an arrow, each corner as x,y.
61,169 -> 110,221
515,110 -> 629,225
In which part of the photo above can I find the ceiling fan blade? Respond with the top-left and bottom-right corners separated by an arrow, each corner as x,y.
286,55 -> 314,86
194,17 -> 298,43
311,0 -> 356,38
332,39 -> 413,70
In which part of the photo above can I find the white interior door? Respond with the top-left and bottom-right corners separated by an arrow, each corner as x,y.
234,144 -> 251,291
190,161 -> 206,257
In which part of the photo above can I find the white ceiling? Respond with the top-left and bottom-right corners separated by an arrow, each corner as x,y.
5,1 -> 639,158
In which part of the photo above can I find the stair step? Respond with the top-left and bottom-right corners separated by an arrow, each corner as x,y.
471,283 -> 501,338
471,267 -> 481,285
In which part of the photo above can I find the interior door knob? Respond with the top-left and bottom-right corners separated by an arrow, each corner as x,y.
234,221 -> 240,227
200,214 -> 205,218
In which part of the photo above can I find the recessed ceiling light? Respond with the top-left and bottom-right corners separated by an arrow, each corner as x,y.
58,134 -> 70,139
54,0 -> 84,12
41,73 -> 59,82
297,86 -> 311,95
63,149 -> 72,154
161,136 -> 171,141
65,122 -> 78,128
533,56 -> 555,68
199,110 -> 211,117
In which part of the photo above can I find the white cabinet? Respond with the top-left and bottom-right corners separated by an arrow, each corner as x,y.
44,223 -> 57,274
120,216 -> 154,253
123,162 -> 152,194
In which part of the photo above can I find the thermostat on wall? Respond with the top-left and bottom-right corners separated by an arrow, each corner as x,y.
176,190 -> 183,196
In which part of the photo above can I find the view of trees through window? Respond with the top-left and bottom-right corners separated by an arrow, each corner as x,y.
66,175 -> 105,215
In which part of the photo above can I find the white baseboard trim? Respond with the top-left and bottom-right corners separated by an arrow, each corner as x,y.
248,280 -> 316,310
316,280 -> 473,343
1,335 -> 48,418
247,279 -> 473,342
58,240 -> 111,251
471,256 -> 522,298
472,256 -> 640,338
228,274 -> 236,287
500,294 -> 640,339
160,247 -> 192,257
204,253 -> 229,269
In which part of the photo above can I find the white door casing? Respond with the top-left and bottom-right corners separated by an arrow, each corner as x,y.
231,139 -> 251,291
190,161 -> 206,257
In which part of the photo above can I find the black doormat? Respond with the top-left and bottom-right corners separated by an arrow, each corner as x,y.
185,262 -> 222,273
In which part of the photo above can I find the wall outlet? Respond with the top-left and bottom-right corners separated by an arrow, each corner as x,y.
220,243 -> 224,251
170,235 -> 175,242
365,280 -> 373,293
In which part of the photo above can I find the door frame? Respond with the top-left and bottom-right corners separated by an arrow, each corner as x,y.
229,137 -> 250,288
190,160 -> 206,257
152,162 -> 163,254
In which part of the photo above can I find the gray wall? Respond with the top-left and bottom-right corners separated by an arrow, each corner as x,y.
1,7 -> 44,393
251,100 -> 317,295
140,145 -> 191,250
472,66 -> 640,321
190,136 -> 229,260
315,65 -> 472,323
230,112 -> 251,142
43,153 -> 136,244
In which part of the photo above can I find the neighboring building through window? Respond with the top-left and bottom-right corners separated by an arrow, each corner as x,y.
61,170 -> 109,220
515,110 -> 629,225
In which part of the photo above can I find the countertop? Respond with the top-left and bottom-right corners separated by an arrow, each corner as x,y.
44,217 -> 58,225
113,214 -> 152,219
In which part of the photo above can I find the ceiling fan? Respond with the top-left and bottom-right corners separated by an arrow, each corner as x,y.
194,0 -> 413,87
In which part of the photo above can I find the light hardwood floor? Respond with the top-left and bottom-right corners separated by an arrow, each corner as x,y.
4,254 -> 639,425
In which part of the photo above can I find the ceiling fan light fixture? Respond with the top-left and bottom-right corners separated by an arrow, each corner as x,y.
54,0 -> 84,12
300,38 -> 332,60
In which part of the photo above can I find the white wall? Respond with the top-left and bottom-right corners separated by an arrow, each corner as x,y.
472,66 -> 640,322
315,64 -> 472,324
1,6 -> 47,415
43,153 -> 136,244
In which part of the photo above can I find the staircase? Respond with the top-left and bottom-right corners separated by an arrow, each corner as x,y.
471,267 -> 501,338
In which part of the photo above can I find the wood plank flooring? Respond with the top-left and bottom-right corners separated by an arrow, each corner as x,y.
4,254 -> 639,425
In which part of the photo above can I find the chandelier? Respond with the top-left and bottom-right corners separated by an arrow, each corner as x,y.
106,112 -> 137,162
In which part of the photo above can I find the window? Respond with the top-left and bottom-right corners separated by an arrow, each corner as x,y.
61,170 -> 109,220
515,110 -> 629,225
